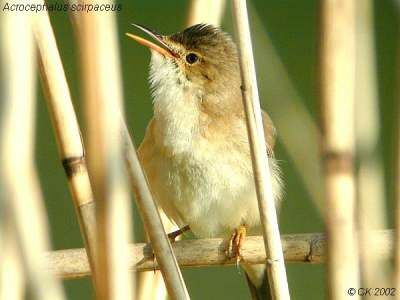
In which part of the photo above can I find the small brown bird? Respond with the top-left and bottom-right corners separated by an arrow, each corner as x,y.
127,23 -> 282,300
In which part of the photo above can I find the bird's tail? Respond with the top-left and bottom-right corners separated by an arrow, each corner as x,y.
242,263 -> 271,300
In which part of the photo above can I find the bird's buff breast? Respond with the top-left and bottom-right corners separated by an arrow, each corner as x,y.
141,134 -> 263,239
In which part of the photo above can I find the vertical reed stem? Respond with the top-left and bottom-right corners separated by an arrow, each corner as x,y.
32,8 -> 97,288
0,219 -> 24,300
319,1 -> 360,299
70,3 -> 189,299
232,1 -> 290,299
0,9 -> 65,300
186,0 -> 226,26
355,0 -> 388,291
77,3 -> 133,299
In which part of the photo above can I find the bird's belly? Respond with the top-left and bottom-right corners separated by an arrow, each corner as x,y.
150,149 -> 262,238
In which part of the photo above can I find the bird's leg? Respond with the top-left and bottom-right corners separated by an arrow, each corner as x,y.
226,224 -> 247,265
167,225 -> 190,242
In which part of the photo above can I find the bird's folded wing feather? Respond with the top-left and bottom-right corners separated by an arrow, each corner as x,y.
262,110 -> 276,156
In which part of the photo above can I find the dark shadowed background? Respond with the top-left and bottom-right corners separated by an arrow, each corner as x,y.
35,0 -> 399,299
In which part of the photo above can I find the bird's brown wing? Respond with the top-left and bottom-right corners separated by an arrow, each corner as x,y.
262,110 -> 276,155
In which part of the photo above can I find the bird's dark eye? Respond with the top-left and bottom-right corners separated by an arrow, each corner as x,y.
185,53 -> 198,64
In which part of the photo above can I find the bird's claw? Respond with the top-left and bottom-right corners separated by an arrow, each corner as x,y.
226,225 -> 247,266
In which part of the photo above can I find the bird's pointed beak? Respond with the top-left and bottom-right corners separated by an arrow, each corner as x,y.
126,23 -> 178,59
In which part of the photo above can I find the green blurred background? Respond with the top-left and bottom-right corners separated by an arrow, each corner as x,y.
36,0 -> 399,299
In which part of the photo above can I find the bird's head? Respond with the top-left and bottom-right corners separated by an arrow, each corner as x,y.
127,23 -> 241,112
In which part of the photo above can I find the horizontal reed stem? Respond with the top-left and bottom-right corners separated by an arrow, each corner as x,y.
43,231 -> 394,280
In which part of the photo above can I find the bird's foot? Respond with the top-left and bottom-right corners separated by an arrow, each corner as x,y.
226,225 -> 247,266
167,225 -> 190,242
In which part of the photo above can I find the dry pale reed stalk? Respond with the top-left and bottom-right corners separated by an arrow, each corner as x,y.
394,41 -> 400,300
71,1 -> 189,299
43,230 -> 395,279
32,8 -> 97,286
0,219 -> 24,300
232,1 -> 290,299
186,0 -> 226,26
0,8 -> 65,300
319,0 -> 360,299
249,6 -> 324,212
121,124 -> 190,300
77,3 -> 133,300
136,270 -> 166,300
354,0 -> 389,292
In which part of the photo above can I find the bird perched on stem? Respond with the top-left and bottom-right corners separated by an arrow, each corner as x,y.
127,23 -> 282,300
